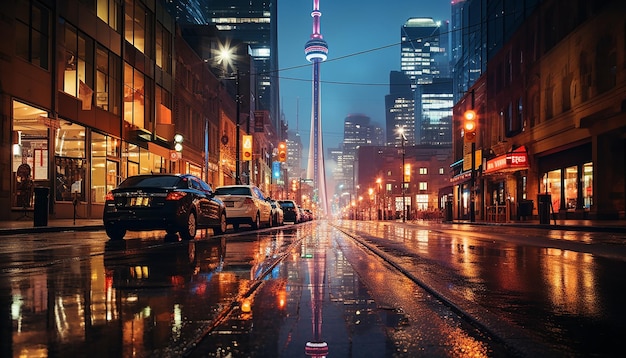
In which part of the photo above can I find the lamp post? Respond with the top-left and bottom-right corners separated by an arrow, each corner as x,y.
376,177 -> 382,220
398,127 -> 407,222
235,71 -> 241,184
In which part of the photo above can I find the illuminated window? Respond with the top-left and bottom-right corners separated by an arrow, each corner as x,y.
62,25 -> 94,98
155,22 -> 171,73
96,0 -> 121,32
95,46 -> 121,114
123,63 -> 145,128
419,182 -> 428,191
124,0 -> 151,54
439,167 -> 444,175
582,162 -> 593,208
419,167 -> 427,175
564,166 -> 577,209
91,132 -> 119,203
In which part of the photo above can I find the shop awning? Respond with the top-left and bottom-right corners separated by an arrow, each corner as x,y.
483,146 -> 529,175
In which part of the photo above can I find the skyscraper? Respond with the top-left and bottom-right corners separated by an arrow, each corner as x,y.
401,18 -> 444,87
163,0 -> 280,131
304,0 -> 329,216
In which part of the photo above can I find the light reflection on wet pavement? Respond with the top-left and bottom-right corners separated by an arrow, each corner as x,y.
8,219 -> 622,357
189,221 -> 512,357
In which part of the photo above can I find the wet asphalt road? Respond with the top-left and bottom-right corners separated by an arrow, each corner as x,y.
1,219 -> 625,357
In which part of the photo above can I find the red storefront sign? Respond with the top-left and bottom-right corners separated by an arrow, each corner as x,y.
484,146 -> 529,174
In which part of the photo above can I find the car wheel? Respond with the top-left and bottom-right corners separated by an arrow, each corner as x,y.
214,212 -> 227,235
106,226 -> 126,241
179,211 -> 197,240
251,212 -> 260,230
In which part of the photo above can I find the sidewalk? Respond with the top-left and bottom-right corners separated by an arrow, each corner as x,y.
411,218 -> 626,233
0,217 -> 104,235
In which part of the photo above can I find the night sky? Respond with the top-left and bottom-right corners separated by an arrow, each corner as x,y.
278,0 -> 451,152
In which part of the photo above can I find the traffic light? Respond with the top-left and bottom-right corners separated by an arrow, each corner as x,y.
291,179 -> 297,192
463,110 -> 476,143
174,134 -> 184,152
242,135 -> 252,161
277,141 -> 287,162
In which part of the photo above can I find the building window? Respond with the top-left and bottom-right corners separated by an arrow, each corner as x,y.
419,167 -> 427,175
439,167 -> 444,175
124,0 -> 152,55
95,45 -> 121,114
12,100 -> 49,208
415,194 -> 429,211
542,169 -> 562,211
55,121 -> 87,202
582,162 -> 593,209
96,0 -> 122,32
564,166 -> 578,209
62,24 -> 94,99
124,63 -> 145,128
419,182 -> 427,191
155,22 -> 172,73
15,0 -> 50,70
91,132 -> 119,203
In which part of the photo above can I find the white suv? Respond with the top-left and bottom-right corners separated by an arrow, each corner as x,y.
214,185 -> 273,230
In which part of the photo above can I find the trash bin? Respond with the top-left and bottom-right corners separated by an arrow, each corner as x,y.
33,187 -> 49,227
518,200 -> 533,220
537,194 -> 551,224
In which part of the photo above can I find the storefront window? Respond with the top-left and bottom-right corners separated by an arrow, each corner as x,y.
564,166 -> 578,209
91,132 -> 120,203
415,194 -> 428,210
54,121 -> 86,202
546,169 -> 561,211
582,162 -> 593,208
12,100 -> 50,208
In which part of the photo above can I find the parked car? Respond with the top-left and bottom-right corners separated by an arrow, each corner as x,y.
103,174 -> 227,240
213,185 -> 273,230
298,207 -> 309,222
278,200 -> 300,223
304,209 -> 315,221
269,199 -> 284,226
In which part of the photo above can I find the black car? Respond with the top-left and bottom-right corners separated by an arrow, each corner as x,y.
103,174 -> 227,240
278,200 -> 300,223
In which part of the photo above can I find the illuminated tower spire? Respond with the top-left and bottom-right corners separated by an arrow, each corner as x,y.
304,0 -> 329,216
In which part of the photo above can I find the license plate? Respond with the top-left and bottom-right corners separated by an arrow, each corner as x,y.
225,201 -> 234,207
129,196 -> 151,207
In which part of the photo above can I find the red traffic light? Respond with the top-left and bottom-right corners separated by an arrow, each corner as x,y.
278,141 -> 287,162
463,110 -> 477,143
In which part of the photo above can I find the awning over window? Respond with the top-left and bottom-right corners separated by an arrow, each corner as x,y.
484,146 -> 529,175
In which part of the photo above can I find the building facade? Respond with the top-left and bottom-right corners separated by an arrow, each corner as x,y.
452,0 -> 626,222
1,0 -> 243,221
356,145 -> 453,220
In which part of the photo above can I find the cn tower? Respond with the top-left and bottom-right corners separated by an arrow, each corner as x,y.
304,0 -> 329,216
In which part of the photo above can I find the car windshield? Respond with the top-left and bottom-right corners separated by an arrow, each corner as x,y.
119,175 -> 182,188
279,201 -> 295,208
214,187 -> 252,196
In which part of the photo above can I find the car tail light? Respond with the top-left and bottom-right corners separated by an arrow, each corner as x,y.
243,197 -> 254,205
105,192 -> 114,201
166,191 -> 187,201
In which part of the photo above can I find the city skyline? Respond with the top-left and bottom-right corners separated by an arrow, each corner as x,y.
278,1 -> 451,152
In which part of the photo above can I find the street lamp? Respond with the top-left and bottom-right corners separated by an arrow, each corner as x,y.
216,45 -> 242,184
398,127 -> 407,222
